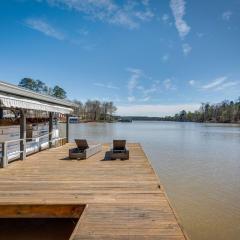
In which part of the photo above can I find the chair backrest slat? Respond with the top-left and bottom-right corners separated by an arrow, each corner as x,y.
75,139 -> 89,150
113,140 -> 126,151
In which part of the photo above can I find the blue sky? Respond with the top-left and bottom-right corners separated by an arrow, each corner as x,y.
0,0 -> 240,116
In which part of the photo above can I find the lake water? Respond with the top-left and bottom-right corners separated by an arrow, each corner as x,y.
62,121 -> 240,240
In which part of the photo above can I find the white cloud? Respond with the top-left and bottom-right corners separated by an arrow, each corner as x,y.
143,86 -> 157,96
202,76 -> 227,89
222,11 -> 232,21
142,96 -> 150,102
162,13 -> 169,23
127,96 -> 135,102
117,103 -> 200,117
127,78 -> 138,92
142,0 -> 149,6
196,32 -> 204,38
127,68 -> 143,75
127,68 -> 142,94
24,18 -> 64,40
163,78 -> 176,90
126,68 -> 143,102
201,76 -> 239,91
77,28 -> 89,36
93,82 -> 119,89
126,68 -> 160,102
109,9 -> 139,29
162,54 -> 170,62
170,0 -> 191,39
46,0 -> 154,29
182,43 -> 192,55
133,8 -> 154,21
215,81 -> 238,90
189,80 -> 196,86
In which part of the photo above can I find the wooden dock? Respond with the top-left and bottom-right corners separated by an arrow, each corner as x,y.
0,143 -> 189,240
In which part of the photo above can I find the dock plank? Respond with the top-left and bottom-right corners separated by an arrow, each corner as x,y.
0,143 -> 188,239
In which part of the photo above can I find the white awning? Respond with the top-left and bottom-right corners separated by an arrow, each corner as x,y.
0,94 -> 73,114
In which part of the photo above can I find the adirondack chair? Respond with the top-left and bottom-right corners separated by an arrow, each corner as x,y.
69,139 -> 102,159
109,140 -> 129,160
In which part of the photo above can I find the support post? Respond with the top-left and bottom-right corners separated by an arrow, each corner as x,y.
1,142 -> 8,168
0,108 -> 3,119
20,109 -> 26,160
49,112 -> 53,148
66,114 -> 69,143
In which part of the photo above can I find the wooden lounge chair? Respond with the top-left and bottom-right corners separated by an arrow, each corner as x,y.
109,140 -> 129,160
69,139 -> 102,160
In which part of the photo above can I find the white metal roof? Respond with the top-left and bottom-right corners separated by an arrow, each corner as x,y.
0,94 -> 73,114
0,81 -> 76,108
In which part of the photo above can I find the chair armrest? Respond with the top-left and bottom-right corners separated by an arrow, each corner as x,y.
85,144 -> 102,158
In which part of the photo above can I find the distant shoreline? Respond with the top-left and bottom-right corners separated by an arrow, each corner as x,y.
116,116 -> 240,124
63,119 -> 240,125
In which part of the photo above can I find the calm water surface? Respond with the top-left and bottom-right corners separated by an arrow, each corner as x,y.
63,121 -> 240,240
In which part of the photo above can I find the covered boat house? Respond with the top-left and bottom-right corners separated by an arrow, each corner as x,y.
0,81 -> 75,168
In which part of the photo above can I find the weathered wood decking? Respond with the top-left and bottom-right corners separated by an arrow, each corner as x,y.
0,143 -> 188,240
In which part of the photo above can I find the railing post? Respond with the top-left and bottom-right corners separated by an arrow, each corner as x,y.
49,112 -> 53,148
20,139 -> 26,160
37,137 -> 40,152
66,114 -> 69,143
1,142 -> 8,168
0,108 -> 3,119
20,109 -> 26,160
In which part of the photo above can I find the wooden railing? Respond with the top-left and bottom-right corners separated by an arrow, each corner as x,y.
0,138 -> 25,168
0,133 -> 67,168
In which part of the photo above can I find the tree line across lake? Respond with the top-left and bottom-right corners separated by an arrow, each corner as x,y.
117,99 -> 240,124
160,99 -> 240,123
18,78 -> 117,121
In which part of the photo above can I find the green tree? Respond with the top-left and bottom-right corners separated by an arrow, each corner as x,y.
52,85 -> 67,99
35,80 -> 47,93
179,110 -> 187,121
19,78 -> 37,91
73,100 -> 84,118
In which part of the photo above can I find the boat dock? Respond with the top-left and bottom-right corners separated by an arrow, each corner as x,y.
0,143 -> 189,240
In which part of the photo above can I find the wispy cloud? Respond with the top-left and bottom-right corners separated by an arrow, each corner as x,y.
142,96 -> 150,102
170,0 -> 190,39
93,82 -> 119,89
143,86 -> 158,96
24,18 -> 64,40
45,0 -> 154,29
162,13 -> 169,23
222,11 -> 232,21
182,43 -> 192,56
126,68 -> 160,102
127,68 -> 142,95
201,76 -> 239,91
202,76 -> 227,89
141,81 -> 160,102
141,0 -> 149,6
127,96 -> 136,102
77,28 -> 89,36
161,54 -> 170,62
189,80 -> 196,86
196,32 -> 204,38
163,78 -> 176,90
215,81 -> 238,90
117,103 -> 200,117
